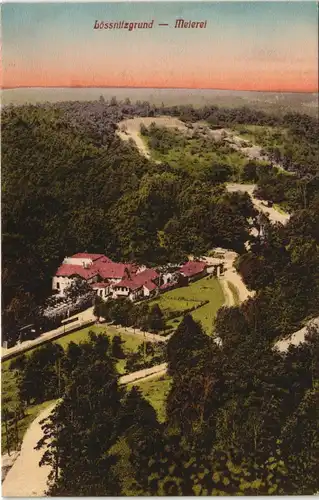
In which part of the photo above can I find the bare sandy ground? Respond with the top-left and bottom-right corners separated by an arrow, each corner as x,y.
117,116 -> 187,159
275,317 -> 319,352
2,402 -> 57,497
203,251 -> 254,305
226,183 -> 290,225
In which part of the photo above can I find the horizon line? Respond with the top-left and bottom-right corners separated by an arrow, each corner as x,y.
2,85 -> 318,95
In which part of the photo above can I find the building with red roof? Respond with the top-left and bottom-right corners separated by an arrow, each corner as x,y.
91,281 -> 111,300
111,268 -> 160,301
52,252 -> 160,301
53,264 -> 100,295
63,253 -> 112,268
179,261 -> 208,281
53,252 -> 114,296
96,262 -> 133,281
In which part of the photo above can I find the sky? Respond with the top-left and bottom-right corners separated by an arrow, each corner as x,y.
2,2 -> 318,92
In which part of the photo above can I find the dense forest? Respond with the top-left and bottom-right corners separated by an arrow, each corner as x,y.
2,99 -> 318,343
2,98 -> 319,495
10,322 -> 317,496
1,102 -> 255,341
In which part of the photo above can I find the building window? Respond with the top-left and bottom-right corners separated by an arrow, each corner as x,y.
56,282 -> 60,289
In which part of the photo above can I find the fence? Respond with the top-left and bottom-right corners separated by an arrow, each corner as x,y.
2,319 -> 96,362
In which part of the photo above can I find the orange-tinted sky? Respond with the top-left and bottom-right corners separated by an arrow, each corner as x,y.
2,2 -> 318,92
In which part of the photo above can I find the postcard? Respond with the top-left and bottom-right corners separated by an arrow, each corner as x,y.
1,1 -> 318,497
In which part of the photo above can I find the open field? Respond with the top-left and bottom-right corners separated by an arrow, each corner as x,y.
150,277 -> 224,335
233,124 -> 289,149
117,116 -> 187,159
120,118 -> 286,181
141,123 -> 248,178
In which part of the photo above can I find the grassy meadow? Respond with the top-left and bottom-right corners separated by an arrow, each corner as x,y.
150,276 -> 224,335
233,124 -> 289,150
143,127 -> 247,179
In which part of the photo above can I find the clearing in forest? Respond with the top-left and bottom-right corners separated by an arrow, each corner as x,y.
149,276 -> 224,335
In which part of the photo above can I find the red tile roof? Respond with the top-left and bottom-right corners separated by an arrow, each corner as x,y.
135,269 -> 159,282
180,261 -> 207,277
143,281 -> 157,291
113,268 -> 159,291
55,264 -> 99,280
55,254 -> 158,292
96,262 -> 132,280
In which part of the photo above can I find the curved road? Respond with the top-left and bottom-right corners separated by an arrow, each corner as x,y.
203,252 -> 254,305
116,118 -> 290,227
2,364 -> 168,497
2,402 -> 57,497
226,183 -> 290,225
275,317 -> 319,352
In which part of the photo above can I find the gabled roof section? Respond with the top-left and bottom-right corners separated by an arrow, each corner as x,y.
180,261 -> 207,277
55,264 -> 98,280
113,267 -> 159,291
113,279 -> 143,291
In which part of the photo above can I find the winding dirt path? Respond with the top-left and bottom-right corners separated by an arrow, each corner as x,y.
2,402 -> 57,497
219,279 -> 235,307
1,365 -> 168,497
226,183 -> 290,225
203,252 -> 254,305
119,362 -> 167,385
275,317 -> 319,352
117,116 -> 187,160
2,307 -> 95,361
